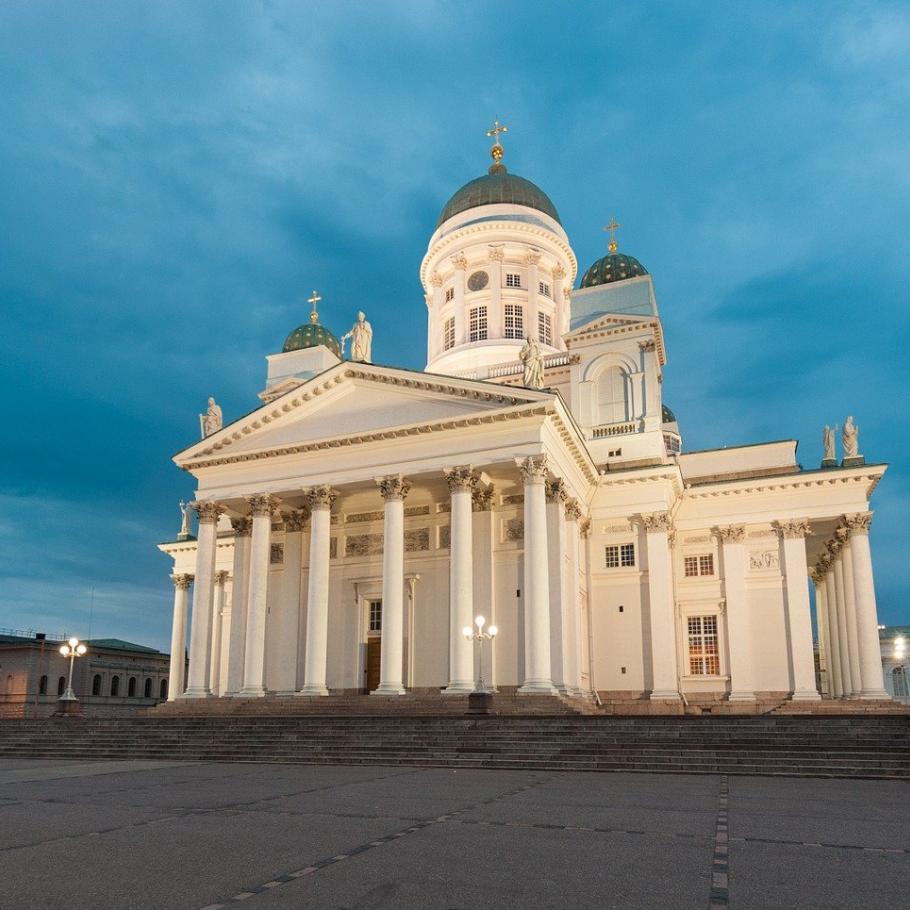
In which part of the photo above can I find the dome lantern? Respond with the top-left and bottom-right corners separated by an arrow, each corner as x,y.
580,220 -> 648,288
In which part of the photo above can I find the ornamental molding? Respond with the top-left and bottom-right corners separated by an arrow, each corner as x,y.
525,248 -> 541,266
305,486 -> 337,511
552,264 -> 566,280
191,500 -> 225,524
377,475 -> 411,502
638,340 -> 656,352
639,511 -> 672,533
545,478 -> 568,504
430,271 -> 443,287
246,493 -> 281,517
715,524 -> 745,543
564,498 -> 583,521
230,516 -> 252,537
843,511 -> 873,534
171,574 -> 194,590
518,454 -> 549,484
214,570 -> 230,584
444,465 -> 477,493
450,253 -> 468,270
684,468 -> 884,500
578,517 -> 592,538
283,509 -> 309,532
775,519 -> 812,540
487,245 -> 504,262
472,488 -> 495,512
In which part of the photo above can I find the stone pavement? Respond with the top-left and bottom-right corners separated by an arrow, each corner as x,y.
0,759 -> 906,909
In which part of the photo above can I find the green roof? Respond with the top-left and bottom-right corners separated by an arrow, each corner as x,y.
87,638 -> 161,654
580,253 -> 648,288
283,322 -> 342,358
437,170 -> 561,227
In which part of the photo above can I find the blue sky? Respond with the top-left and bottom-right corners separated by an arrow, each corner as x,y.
1,1 -> 908,651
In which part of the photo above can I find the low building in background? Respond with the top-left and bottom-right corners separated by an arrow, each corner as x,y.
0,630 -> 177,718
880,626 -> 909,702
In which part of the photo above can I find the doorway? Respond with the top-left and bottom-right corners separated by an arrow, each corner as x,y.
365,598 -> 382,691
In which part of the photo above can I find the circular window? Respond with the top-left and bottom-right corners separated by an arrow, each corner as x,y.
467,270 -> 489,292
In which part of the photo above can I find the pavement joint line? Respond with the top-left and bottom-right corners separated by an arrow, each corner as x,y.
708,774 -> 730,910
197,772 -> 553,908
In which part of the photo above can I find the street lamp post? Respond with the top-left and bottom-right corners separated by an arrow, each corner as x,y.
462,615 -> 498,694
58,638 -> 87,709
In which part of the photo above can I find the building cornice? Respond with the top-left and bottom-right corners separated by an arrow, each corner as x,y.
565,316 -> 667,366
683,465 -> 886,500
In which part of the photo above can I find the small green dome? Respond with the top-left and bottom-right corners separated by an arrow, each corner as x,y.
580,253 -> 648,288
662,404 -> 677,424
282,322 -> 342,358
437,169 -> 561,227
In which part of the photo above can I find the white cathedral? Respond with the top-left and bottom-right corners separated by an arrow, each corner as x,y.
160,129 -> 889,708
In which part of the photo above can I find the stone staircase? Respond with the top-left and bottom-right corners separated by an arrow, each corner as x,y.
1,713 -> 908,779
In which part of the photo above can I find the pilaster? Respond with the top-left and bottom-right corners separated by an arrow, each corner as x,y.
642,512 -> 680,700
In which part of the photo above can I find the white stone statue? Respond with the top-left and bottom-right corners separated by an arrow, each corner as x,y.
200,396 -> 223,438
177,500 -> 191,539
342,311 -> 373,363
519,335 -> 545,389
823,424 -> 836,462
842,415 -> 859,459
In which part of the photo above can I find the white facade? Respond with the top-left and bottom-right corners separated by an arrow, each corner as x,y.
160,151 -> 890,706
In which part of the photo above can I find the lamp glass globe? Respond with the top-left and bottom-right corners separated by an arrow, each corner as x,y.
475,615 -> 485,629
68,637 -> 79,648
59,645 -> 70,657
488,625 -> 498,637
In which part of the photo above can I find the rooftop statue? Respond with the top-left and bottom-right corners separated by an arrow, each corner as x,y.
842,415 -> 859,459
519,335 -> 544,389
177,500 -> 192,540
823,424 -> 836,463
200,396 -> 223,438
343,311 -> 373,363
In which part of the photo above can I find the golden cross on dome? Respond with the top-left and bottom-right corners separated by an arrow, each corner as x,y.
603,217 -> 621,254
486,118 -> 508,146
307,289 -> 322,324
486,118 -> 508,172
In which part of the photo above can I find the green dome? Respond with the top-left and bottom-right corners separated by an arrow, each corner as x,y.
580,253 -> 648,288
282,321 -> 342,358
437,169 -> 561,227
662,404 -> 677,424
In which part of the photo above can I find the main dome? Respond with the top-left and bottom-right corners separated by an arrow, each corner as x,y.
282,322 -> 342,358
580,253 -> 648,288
437,169 -> 561,228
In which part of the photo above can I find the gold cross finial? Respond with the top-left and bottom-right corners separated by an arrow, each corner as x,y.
603,217 -> 621,254
307,289 -> 322,324
486,118 -> 508,172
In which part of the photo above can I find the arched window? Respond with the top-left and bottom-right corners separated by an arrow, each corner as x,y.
57,676 -> 66,696
597,367 -> 629,424
144,678 -> 152,698
128,676 -> 137,697
39,675 -> 48,695
92,674 -> 102,696
159,679 -> 168,700
893,666 -> 909,698
110,675 -> 120,697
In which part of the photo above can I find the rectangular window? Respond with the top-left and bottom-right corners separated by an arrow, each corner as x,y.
469,305 -> 488,342
504,303 -> 523,339
505,272 -> 521,288
688,615 -> 720,675
538,311 -> 553,346
368,599 -> 382,633
444,286 -> 455,303
605,543 -> 635,569
538,280 -> 551,298
684,554 -> 714,577
443,316 -> 455,351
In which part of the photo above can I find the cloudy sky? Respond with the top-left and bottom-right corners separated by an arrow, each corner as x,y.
2,1 -> 908,650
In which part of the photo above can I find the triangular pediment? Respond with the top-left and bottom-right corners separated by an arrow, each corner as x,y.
176,362 -> 553,467
565,311 -> 654,339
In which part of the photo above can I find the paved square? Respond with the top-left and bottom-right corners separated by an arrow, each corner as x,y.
0,759 -> 906,909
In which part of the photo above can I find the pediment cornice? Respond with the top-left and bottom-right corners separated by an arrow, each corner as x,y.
684,466 -> 886,500
565,315 -> 667,365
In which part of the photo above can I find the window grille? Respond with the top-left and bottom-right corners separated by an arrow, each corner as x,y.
538,311 -> 552,345
469,306 -> 488,342
368,599 -> 383,633
685,554 -> 715,577
538,280 -> 551,298
504,304 -> 523,339
605,543 -> 635,568
443,317 -> 455,351
687,615 -> 720,675
444,286 -> 455,303
505,272 -> 521,288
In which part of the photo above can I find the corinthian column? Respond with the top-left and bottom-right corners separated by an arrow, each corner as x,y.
718,525 -> 753,701
546,479 -> 569,693
517,455 -> 556,694
209,571 -> 229,695
225,517 -> 251,695
819,557 -> 843,697
444,466 -> 476,694
373,476 -> 410,695
827,539 -> 853,696
299,490 -> 335,696
643,512 -> 680,700
563,498 -> 583,695
836,527 -> 862,696
168,574 -> 193,701
776,520 -> 820,700
183,501 -> 223,698
240,493 -> 280,697
274,510 -> 307,695
844,512 -> 889,698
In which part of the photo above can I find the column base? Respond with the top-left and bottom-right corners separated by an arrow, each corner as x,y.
791,690 -> 822,701
859,689 -> 890,700
180,688 -> 212,699
371,684 -> 407,696
728,691 -> 756,702
442,681 -> 475,695
518,680 -> 558,695
237,685 -> 267,698
296,685 -> 329,697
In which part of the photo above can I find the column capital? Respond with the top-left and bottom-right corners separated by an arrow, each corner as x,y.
578,517 -> 592,539
715,524 -> 745,543
545,478 -> 568,504
304,486 -> 337,512
230,516 -> 252,537
487,244 -> 504,262
775,518 -> 812,540
171,573 -> 194,589
640,511 -> 672,533
444,465 -> 477,493
816,552 -> 833,573
214,570 -> 229,585
843,511 -> 873,535
283,508 -> 309,532
377,475 -> 411,502
834,525 -> 850,546
246,493 -> 281,517
451,252 -> 468,270
191,500 -> 224,524
811,567 -> 827,585
472,487 -> 494,512
638,339 -> 657,353
552,264 -> 566,280
517,454 -> 548,484
525,247 -> 541,266
430,271 -> 443,287
826,538 -> 843,558
564,498 -> 583,522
